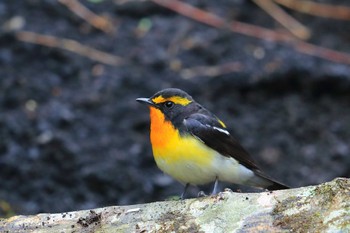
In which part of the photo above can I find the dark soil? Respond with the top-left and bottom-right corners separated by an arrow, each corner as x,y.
1,0 -> 350,216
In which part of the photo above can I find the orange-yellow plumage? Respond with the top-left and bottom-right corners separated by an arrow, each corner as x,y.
149,106 -> 217,184
149,107 -> 176,149
137,88 -> 289,193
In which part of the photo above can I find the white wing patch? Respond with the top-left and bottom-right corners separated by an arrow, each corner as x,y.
205,124 -> 230,136
213,126 -> 230,135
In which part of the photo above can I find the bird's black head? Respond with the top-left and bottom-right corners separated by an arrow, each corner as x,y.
136,88 -> 200,126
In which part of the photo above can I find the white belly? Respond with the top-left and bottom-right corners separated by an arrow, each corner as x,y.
154,147 -> 255,186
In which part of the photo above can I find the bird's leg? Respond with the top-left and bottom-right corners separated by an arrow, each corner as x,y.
197,191 -> 207,197
180,183 -> 190,200
211,177 -> 219,195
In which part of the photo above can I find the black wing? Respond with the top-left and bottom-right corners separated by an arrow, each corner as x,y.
183,113 -> 259,171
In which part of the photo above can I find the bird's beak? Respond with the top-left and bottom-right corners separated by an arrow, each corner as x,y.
136,97 -> 156,107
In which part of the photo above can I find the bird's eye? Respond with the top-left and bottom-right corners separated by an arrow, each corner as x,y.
164,101 -> 174,109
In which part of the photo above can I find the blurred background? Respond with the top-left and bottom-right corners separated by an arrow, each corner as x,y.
1,0 -> 350,217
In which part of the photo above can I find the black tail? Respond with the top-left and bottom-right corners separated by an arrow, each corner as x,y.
252,170 -> 290,190
266,181 -> 290,190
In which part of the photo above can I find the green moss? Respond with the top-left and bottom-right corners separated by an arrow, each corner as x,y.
272,179 -> 350,232
157,210 -> 204,233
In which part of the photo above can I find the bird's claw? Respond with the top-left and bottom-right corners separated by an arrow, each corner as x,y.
197,191 -> 207,197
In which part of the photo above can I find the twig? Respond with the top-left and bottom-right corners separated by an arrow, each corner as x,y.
150,0 -> 293,42
294,41 -> 350,66
253,0 -> 311,40
180,62 -> 243,79
58,0 -> 115,34
15,31 -> 125,66
151,0 -> 350,65
274,0 -> 350,20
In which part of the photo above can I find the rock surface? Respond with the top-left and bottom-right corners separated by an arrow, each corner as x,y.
1,178 -> 349,232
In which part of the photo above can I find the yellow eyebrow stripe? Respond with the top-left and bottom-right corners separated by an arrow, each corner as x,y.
152,95 -> 192,106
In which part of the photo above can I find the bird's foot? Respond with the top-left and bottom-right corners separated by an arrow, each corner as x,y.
211,177 -> 219,195
180,183 -> 190,200
197,191 -> 207,197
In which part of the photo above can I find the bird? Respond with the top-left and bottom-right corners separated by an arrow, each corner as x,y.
136,88 -> 289,198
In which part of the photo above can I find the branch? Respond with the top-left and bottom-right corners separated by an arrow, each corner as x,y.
150,0 -> 350,65
253,0 -> 311,39
274,0 -> 350,20
58,0 -> 115,34
151,0 -> 292,42
15,31 -> 125,66
1,178 -> 349,232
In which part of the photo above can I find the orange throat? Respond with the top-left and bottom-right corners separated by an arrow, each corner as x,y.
147,106 -> 220,185
149,107 -> 178,150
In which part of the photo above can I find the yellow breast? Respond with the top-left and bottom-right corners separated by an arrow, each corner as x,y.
149,107 -> 216,184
